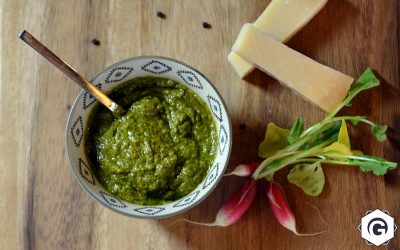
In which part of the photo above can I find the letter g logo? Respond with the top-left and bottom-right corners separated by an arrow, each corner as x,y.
359,209 -> 397,246
367,218 -> 388,236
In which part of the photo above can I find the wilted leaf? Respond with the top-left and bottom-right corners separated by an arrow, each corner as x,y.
338,120 -> 351,150
258,123 -> 290,158
323,142 -> 353,161
287,162 -> 325,196
352,150 -> 364,156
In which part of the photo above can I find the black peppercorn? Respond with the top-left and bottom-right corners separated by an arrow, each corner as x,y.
202,22 -> 212,29
91,38 -> 100,46
156,11 -> 166,19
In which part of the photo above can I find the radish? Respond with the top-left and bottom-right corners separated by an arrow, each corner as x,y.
178,179 -> 257,227
267,181 -> 326,236
224,161 -> 262,177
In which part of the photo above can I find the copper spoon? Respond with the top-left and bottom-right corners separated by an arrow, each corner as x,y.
19,30 -> 125,116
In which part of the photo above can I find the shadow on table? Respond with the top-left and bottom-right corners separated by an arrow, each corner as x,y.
287,0 -> 359,55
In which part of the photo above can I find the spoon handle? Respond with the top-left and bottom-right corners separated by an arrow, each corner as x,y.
19,30 -> 123,114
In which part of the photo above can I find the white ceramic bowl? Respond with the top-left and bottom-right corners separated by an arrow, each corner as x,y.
66,56 -> 232,218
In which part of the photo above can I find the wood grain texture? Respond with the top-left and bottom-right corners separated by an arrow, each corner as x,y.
0,0 -> 399,249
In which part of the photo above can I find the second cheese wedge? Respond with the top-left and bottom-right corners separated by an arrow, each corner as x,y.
228,0 -> 328,78
232,24 -> 354,112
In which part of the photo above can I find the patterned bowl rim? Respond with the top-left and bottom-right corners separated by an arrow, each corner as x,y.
65,55 -> 232,219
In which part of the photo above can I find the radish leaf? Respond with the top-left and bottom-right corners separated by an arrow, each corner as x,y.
259,123 -> 289,158
288,117 -> 304,144
307,122 -> 340,149
328,68 -> 379,118
349,156 -> 397,175
338,121 -> 351,149
254,69 -> 397,186
352,150 -> 364,156
287,161 -> 325,196
322,142 -> 352,161
371,124 -> 387,142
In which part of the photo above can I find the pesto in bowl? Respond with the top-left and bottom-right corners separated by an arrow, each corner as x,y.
85,76 -> 217,205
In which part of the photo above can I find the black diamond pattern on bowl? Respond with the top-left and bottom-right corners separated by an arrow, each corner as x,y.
173,190 -> 200,207
141,60 -> 172,74
218,125 -> 228,155
83,83 -> 102,110
177,70 -> 203,89
202,163 -> 219,189
99,191 -> 127,208
79,158 -> 95,185
105,67 -> 134,84
134,207 -> 165,216
71,116 -> 83,148
207,95 -> 222,122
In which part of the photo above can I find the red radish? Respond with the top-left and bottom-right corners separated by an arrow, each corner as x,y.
267,181 -> 326,236
224,161 -> 262,177
179,179 -> 257,227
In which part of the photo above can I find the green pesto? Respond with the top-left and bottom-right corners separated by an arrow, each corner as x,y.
85,77 -> 217,205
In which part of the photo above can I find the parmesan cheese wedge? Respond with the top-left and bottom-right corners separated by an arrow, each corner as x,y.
228,0 -> 328,78
228,52 -> 255,78
232,24 -> 354,112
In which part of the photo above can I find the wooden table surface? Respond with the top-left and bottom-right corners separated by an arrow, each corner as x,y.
1,0 -> 399,249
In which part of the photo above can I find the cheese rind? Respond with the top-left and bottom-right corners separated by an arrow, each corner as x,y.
229,0 -> 328,78
232,24 -> 354,112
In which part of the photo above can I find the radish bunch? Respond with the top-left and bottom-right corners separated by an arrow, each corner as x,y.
184,162 -> 319,235
179,68 -> 397,235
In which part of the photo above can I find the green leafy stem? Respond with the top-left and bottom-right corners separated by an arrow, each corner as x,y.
252,68 -> 397,196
